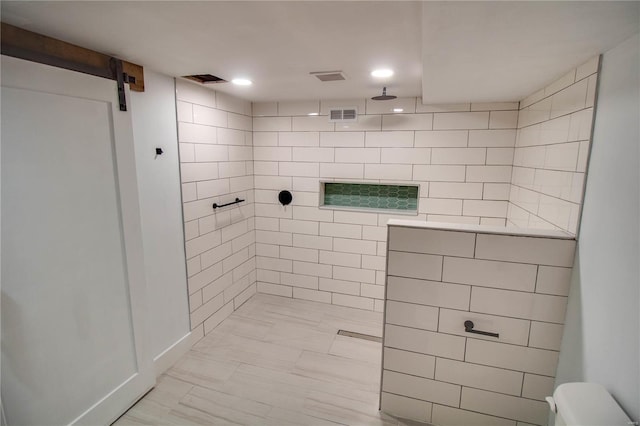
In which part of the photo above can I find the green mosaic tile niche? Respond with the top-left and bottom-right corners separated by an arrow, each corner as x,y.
323,183 -> 418,212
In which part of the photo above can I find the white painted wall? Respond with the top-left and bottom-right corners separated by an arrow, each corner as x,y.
555,33 -> 639,422
130,71 -> 190,365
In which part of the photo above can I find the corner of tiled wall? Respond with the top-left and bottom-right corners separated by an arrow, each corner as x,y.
508,55 -> 600,235
174,66 -> 595,328
176,78 -> 256,340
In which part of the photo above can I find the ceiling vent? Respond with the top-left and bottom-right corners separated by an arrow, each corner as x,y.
183,74 -> 227,84
310,71 -> 346,82
329,107 -> 357,122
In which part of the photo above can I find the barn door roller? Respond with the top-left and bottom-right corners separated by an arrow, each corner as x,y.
109,57 -> 137,111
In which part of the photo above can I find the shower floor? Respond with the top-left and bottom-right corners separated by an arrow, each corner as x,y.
114,294 -> 415,425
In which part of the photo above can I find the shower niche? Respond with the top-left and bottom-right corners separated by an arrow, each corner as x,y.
319,181 -> 419,214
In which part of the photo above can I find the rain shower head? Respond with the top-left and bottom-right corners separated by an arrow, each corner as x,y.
371,87 -> 397,101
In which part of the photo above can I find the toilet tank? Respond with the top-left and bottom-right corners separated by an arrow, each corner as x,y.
548,382 -> 631,426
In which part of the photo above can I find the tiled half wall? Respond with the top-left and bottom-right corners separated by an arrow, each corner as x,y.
380,221 -> 575,425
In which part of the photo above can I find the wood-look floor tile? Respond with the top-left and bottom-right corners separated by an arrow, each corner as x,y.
176,392 -> 267,424
293,350 -> 381,392
263,323 -> 337,353
114,399 -> 173,426
165,351 -> 240,390
264,406 -> 345,426
163,404 -> 244,425
235,362 -> 376,403
302,394 -> 394,426
192,333 -> 304,370
116,294 -> 396,426
328,334 -> 383,365
146,375 -> 194,409
306,389 -> 385,418
235,299 -> 323,328
212,367 -> 308,410
184,385 -> 272,418
320,312 -> 384,338
208,315 -> 275,341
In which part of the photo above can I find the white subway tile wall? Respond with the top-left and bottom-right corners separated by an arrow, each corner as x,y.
508,56 -> 599,234
253,100 -> 518,308
381,224 -> 575,425
177,81 -> 589,397
177,79 -> 256,338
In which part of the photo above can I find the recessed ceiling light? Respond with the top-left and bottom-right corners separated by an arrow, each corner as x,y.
231,78 -> 252,86
308,112 -> 319,116
393,108 -> 404,113
371,69 -> 394,78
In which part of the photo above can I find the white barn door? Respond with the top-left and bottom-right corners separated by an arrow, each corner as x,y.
1,55 -> 154,425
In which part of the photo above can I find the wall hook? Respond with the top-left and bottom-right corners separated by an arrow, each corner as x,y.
155,148 -> 164,155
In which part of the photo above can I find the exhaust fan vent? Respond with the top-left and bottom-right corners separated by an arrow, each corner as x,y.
183,74 -> 227,84
310,71 -> 346,82
329,107 -> 357,122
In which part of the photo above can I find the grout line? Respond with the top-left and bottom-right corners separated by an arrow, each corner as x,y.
383,353 -> 556,380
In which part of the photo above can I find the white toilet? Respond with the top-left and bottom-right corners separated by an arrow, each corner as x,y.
546,382 -> 632,425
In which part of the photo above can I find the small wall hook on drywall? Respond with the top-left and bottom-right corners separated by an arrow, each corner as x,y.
278,190 -> 293,206
155,147 -> 163,157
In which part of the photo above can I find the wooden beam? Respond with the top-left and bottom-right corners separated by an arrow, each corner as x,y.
122,61 -> 145,92
1,22 -> 144,92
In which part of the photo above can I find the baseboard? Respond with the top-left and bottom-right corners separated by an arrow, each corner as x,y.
153,332 -> 192,377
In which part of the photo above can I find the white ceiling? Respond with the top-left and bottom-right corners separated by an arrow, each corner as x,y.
422,1 -> 640,103
1,1 -> 638,104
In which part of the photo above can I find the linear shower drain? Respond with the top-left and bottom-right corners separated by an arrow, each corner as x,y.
337,330 -> 382,343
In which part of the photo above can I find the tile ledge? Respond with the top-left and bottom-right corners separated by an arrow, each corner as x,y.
387,219 -> 575,240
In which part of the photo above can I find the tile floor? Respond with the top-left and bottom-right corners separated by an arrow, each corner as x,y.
114,294 -> 416,425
